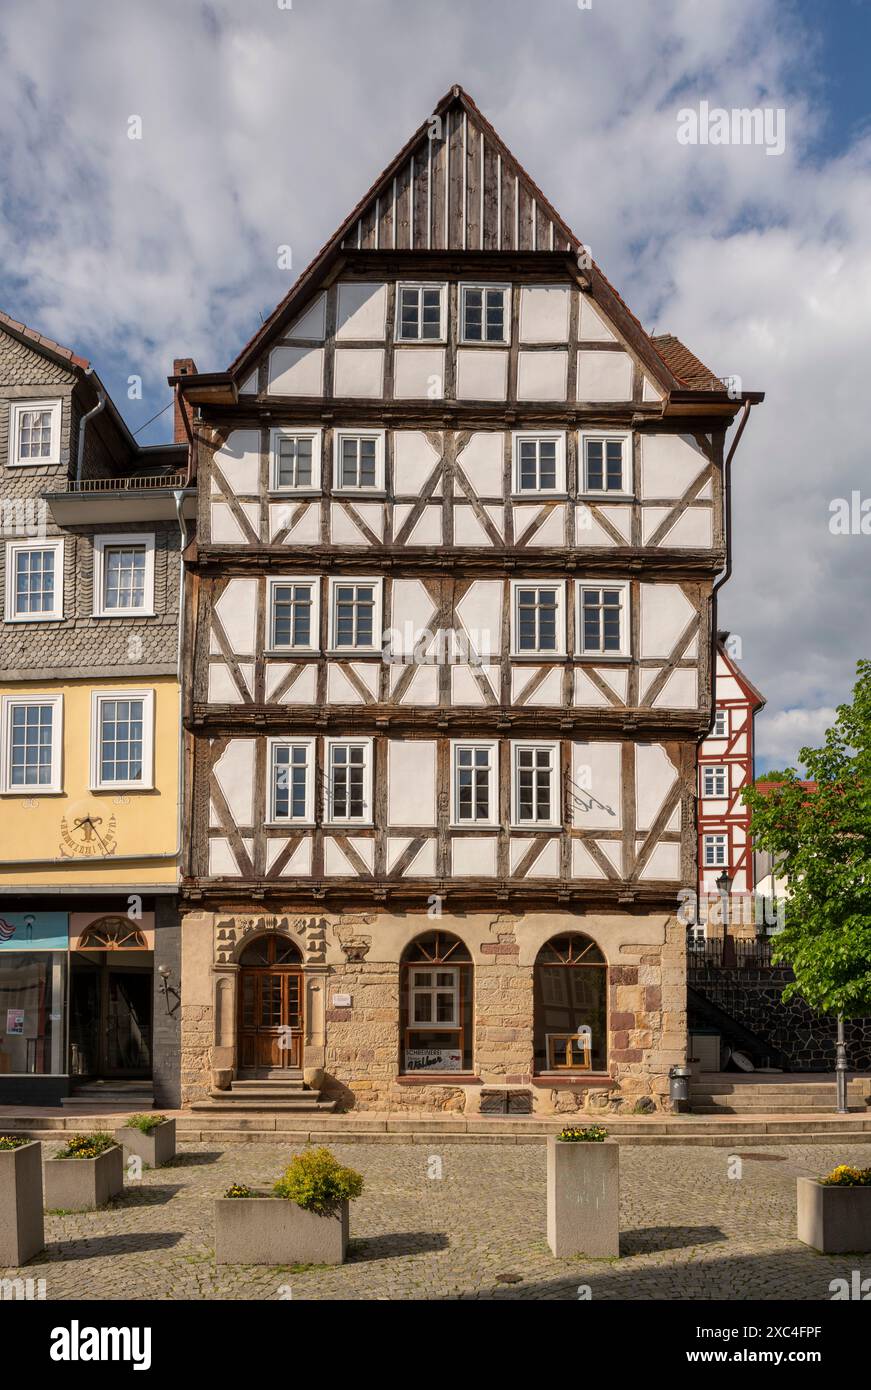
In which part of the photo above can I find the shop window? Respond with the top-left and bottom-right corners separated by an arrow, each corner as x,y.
0,950 -> 67,1075
400,931 -> 473,1075
533,933 -> 607,1073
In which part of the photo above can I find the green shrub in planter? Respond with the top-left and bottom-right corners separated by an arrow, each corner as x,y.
274,1147 -> 364,1216
56,1132 -> 115,1159
125,1114 -> 167,1135
44,1133 -> 123,1210
556,1125 -> 608,1143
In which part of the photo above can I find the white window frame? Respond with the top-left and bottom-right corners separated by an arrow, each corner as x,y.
92,533 -> 156,618
324,736 -> 374,826
713,708 -> 729,738
9,398 -> 62,467
0,693 -> 64,794
4,538 -> 64,622
450,739 -> 499,827
512,431 -> 567,496
333,429 -> 386,493
511,740 -> 560,828
702,765 -> 729,798
90,688 -> 155,791
703,833 -> 728,868
266,576 -> 320,653
409,964 -> 460,1029
395,282 -> 447,343
578,430 -> 632,496
576,580 -> 630,658
510,579 -> 566,658
327,576 -> 383,654
269,427 -> 322,493
459,283 -> 511,346
267,736 -> 316,826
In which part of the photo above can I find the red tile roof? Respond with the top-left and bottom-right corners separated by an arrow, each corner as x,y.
0,308 -> 90,372
651,333 -> 722,391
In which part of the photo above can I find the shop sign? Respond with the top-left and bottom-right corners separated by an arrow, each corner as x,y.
405,1048 -> 462,1072
0,912 -> 68,951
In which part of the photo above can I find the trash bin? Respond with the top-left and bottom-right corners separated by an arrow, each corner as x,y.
669,1064 -> 691,1112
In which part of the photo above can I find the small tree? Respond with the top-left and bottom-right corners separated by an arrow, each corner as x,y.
743,661 -> 871,1098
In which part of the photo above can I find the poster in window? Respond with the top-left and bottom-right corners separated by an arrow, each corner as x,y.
405,1048 -> 462,1072
6,1009 -> 25,1036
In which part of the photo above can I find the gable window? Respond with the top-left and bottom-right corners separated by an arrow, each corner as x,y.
270,429 -> 321,491
580,432 -> 630,494
511,581 -> 565,656
268,577 -> 318,652
713,709 -> 728,737
512,432 -> 566,494
460,285 -> 509,344
512,742 -> 559,826
451,741 -> 498,826
578,582 -> 628,656
325,738 -> 373,824
4,540 -> 64,621
328,577 -> 381,652
93,534 -> 155,617
334,430 -> 385,491
0,694 -> 63,793
703,765 -> 728,798
703,833 -> 728,867
269,738 -> 314,823
9,399 -> 62,466
90,690 -> 154,790
396,283 -> 445,342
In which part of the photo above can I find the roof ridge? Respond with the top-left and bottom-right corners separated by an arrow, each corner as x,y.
0,307 -> 90,372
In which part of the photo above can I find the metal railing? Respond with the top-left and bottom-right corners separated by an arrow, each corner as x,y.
68,471 -> 188,493
687,936 -> 778,970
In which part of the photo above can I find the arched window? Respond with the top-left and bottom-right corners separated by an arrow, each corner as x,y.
238,935 -> 302,967
534,933 -> 607,1073
400,931 -> 473,1075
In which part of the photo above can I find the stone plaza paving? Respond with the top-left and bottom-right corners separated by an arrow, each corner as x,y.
4,1140 -> 871,1301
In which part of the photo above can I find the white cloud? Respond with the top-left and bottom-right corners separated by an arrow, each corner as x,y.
755,706 -> 838,768
0,0 -> 867,766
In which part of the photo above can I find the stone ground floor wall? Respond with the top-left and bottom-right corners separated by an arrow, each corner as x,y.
179,908 -> 686,1114
152,899 -> 182,1109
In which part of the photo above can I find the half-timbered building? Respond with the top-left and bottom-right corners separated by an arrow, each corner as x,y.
176,86 -> 762,1114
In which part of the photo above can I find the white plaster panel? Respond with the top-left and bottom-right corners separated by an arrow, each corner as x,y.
390,663 -> 439,705
388,740 -> 437,827
214,579 -> 258,653
652,667 -> 698,709
519,286 -> 571,342
208,838 -> 239,877
213,431 -> 260,494
578,297 -> 617,342
456,431 -> 504,495
287,293 -> 326,340
389,579 -> 439,655
640,433 -> 709,500
266,837 -> 313,875
400,837 -> 437,877
210,503 -> 247,544
213,739 -> 255,826
639,584 -> 696,658
269,500 -> 320,545
456,349 -> 509,400
576,350 -> 633,401
513,503 -> 565,547
517,350 -> 568,400
394,348 -> 445,398
511,666 -> 563,705
335,282 -> 387,341
268,345 -> 324,395
634,743 -> 676,832
393,431 -> 442,495
572,742 -> 622,830
208,665 -> 245,704
330,502 -> 384,545
455,580 -> 502,656
451,836 -> 498,877
333,348 -> 384,397
392,503 -> 442,545
636,841 -> 681,881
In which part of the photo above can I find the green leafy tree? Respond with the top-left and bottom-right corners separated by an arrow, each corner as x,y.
742,659 -> 871,1017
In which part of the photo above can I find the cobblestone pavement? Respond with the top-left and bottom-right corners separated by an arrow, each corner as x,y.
3,1141 -> 871,1301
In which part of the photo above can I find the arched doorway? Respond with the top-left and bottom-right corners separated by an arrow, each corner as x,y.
399,930 -> 473,1075
533,933 -> 608,1074
237,934 -> 304,1072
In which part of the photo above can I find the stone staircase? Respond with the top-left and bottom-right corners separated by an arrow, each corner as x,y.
690,1074 -> 871,1115
189,1070 -> 337,1115
61,1081 -> 154,1113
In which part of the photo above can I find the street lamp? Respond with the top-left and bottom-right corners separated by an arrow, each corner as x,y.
715,869 -> 732,965
835,1015 -> 849,1115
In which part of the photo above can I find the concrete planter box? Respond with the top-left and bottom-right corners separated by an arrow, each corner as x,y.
797,1177 -> 871,1253
0,1141 -> 45,1264
547,1136 -> 619,1258
114,1120 -> 176,1168
44,1144 -> 124,1211
215,1195 -> 349,1265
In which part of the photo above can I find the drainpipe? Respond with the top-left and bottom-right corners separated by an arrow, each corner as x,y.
173,489 -> 189,881
704,398 -> 755,739
75,368 -> 107,484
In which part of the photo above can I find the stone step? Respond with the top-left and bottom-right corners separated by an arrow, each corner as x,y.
189,1099 -> 338,1114
692,1104 -> 865,1115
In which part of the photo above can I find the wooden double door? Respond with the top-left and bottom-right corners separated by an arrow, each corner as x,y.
237,935 -> 303,1071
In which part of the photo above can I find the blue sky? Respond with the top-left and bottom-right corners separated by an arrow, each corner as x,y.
1,0 -> 869,771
